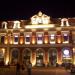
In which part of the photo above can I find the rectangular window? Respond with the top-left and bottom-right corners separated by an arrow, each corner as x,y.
14,35 -> 18,44
37,34 -> 43,44
26,37 -> 30,42
25,35 -> 31,44
49,34 -> 56,44
62,33 -> 69,43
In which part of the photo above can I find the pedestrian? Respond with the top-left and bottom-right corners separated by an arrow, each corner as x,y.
26,60 -> 32,75
16,62 -> 20,75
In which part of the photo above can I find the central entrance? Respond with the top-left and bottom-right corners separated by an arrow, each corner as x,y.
22,48 -> 31,64
36,48 -> 44,67
48,48 -> 57,66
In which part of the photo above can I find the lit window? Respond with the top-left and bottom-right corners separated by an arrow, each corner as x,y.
25,35 -> 31,44
49,34 -> 56,44
51,34 -> 55,40
62,33 -> 69,43
14,35 -> 19,44
13,21 -> 20,29
37,34 -> 43,44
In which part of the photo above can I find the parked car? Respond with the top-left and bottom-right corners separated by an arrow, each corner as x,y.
71,66 -> 75,73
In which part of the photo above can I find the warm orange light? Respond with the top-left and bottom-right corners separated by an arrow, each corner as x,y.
57,61 -> 62,65
9,36 -> 13,44
32,60 -> 36,67
73,48 -> 75,53
5,40 -> 8,44
4,36 -> 8,44
44,35 -> 48,44
5,56 -> 9,65
2,48 -> 5,54
10,41 -> 13,44
57,38 -> 61,43
32,35 -> 36,44
20,36 -> 24,44
57,35 -> 61,44
73,56 -> 75,65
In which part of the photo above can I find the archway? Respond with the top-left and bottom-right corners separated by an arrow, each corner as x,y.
22,48 -> 31,64
36,48 -> 44,66
48,48 -> 57,66
11,48 -> 19,64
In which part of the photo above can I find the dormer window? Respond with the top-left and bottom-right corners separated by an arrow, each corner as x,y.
2,21 -> 7,29
61,18 -> 70,27
13,21 -> 20,29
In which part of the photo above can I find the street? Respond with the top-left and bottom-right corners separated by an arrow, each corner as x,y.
0,67 -> 74,75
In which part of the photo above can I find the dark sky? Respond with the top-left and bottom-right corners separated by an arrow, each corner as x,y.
0,0 -> 75,20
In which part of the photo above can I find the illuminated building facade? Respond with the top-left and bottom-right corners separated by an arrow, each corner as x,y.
0,11 -> 75,67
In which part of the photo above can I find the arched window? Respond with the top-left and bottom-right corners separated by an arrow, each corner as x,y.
22,49 -> 31,64
11,48 -> 19,64
2,21 -> 7,29
61,18 -> 70,27
13,21 -> 20,29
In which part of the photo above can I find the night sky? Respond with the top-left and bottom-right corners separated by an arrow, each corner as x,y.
0,0 -> 75,20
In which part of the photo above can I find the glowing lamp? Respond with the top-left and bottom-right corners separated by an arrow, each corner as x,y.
4,36 -> 8,44
10,40 -> 13,44
5,57 -> 9,65
2,48 -> 5,54
5,40 -> 8,44
63,50 -> 69,56
44,35 -> 48,44
20,36 -> 24,44
32,36 -> 36,44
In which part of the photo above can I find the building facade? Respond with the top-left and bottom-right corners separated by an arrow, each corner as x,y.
0,11 -> 75,67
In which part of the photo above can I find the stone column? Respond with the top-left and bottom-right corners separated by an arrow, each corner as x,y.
57,47 -> 62,65
31,50 -> 36,67
5,47 -> 10,65
73,48 -> 75,65
44,51 -> 48,67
